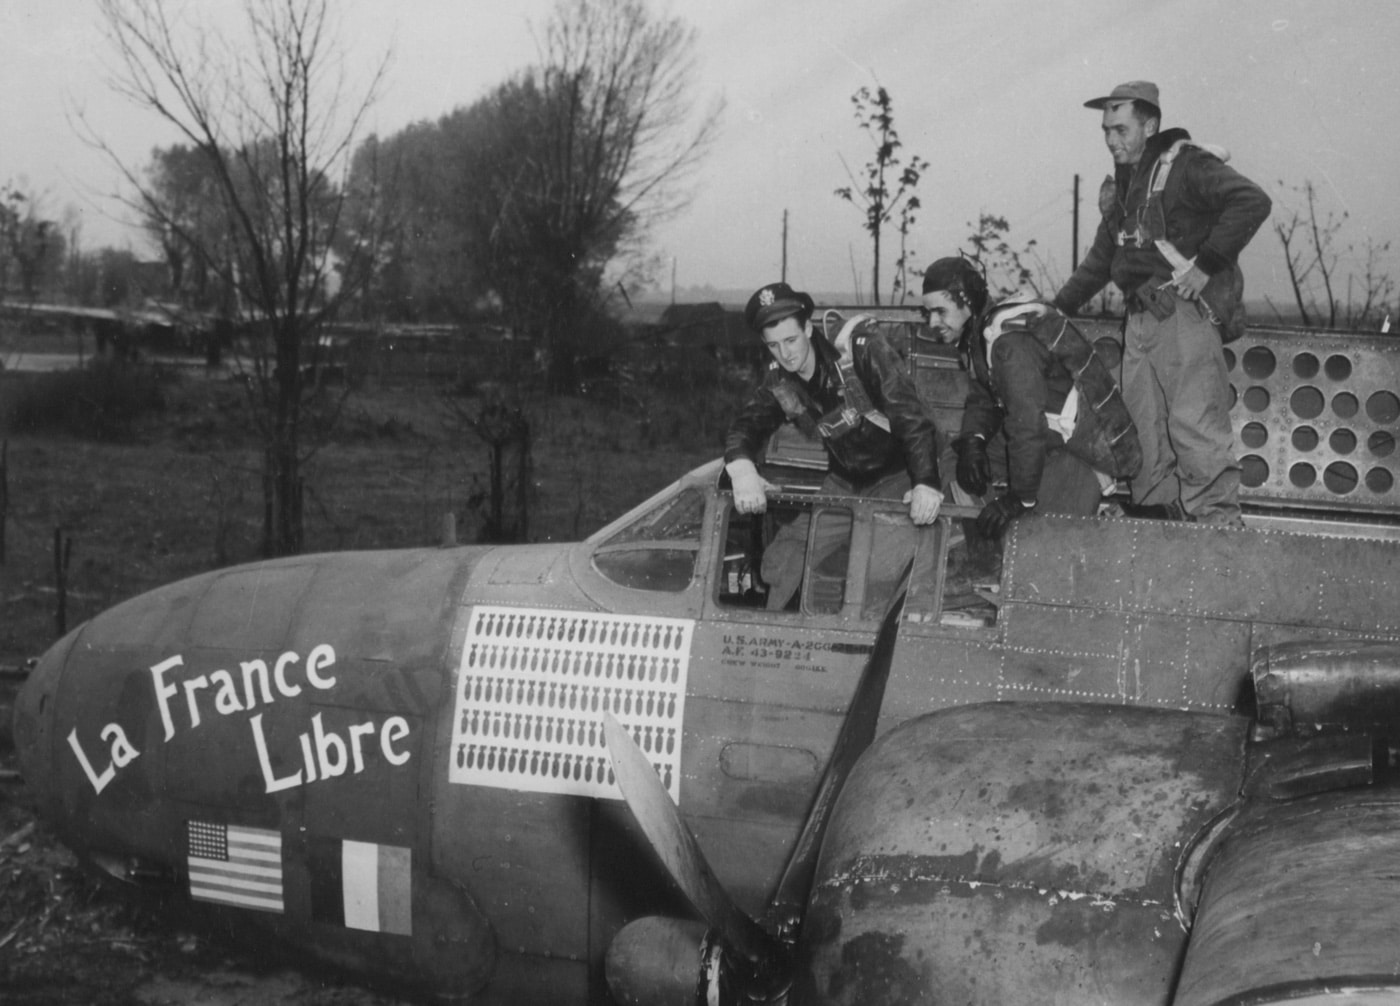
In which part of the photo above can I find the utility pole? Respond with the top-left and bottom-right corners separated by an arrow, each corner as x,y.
781,209 -> 788,284
1072,174 -> 1081,272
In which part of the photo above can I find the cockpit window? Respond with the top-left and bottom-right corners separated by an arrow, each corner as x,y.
862,512 -> 918,620
716,498 -> 854,615
598,487 -> 706,547
590,487 -> 705,592
718,494 -> 999,627
804,509 -> 853,614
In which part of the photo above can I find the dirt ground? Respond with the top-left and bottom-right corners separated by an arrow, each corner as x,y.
0,339 -> 721,1003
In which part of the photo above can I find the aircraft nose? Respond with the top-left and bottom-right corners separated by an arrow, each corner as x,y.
13,626 -> 81,816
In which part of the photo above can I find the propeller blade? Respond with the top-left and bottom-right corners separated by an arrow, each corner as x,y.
604,554 -> 914,998
767,563 -> 911,933
602,714 -> 788,977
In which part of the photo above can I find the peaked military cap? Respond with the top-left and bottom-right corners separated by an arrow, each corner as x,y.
744,282 -> 815,332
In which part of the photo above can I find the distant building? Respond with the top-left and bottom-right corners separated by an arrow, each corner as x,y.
652,302 -> 757,367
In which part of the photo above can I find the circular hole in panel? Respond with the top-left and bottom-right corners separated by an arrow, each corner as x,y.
1329,428 -> 1357,455
1366,468 -> 1394,494
1243,386 -> 1271,412
1332,392 -> 1359,420
1323,461 -> 1359,494
1290,386 -> 1324,420
1289,462 -> 1316,488
1370,430 -> 1396,458
1324,354 -> 1352,381
1293,352 -> 1320,379
1240,455 -> 1269,488
1228,384 -> 1238,409
1223,347 -> 1237,372
1241,346 -> 1275,379
1367,391 -> 1400,425
1241,422 -> 1268,449
1292,426 -> 1319,451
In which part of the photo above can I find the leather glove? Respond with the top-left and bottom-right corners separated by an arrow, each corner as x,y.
976,495 -> 1031,539
725,458 -> 774,515
953,436 -> 991,497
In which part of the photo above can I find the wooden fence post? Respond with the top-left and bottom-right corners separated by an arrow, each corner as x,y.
54,528 -> 72,638
0,440 -> 8,565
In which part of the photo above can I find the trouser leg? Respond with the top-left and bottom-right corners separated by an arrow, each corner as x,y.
1154,300 -> 1241,523
761,471 -> 910,612
761,511 -> 809,611
1038,449 -> 1103,516
981,431 -> 1101,517
854,471 -> 914,581
1123,311 -> 1183,509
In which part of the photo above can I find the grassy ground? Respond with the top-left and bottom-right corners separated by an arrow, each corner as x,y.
0,364 -> 724,666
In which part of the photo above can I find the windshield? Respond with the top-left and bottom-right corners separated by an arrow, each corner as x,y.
590,487 -> 706,592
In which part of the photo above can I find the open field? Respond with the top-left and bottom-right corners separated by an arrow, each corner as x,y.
0,350 -> 724,665
0,344 -> 726,1002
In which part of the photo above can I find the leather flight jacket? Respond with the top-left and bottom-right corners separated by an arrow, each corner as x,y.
724,322 -> 940,491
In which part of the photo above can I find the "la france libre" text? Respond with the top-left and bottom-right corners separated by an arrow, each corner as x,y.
66,645 -> 411,795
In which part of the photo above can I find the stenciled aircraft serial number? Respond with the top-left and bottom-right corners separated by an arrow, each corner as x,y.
718,633 -> 842,672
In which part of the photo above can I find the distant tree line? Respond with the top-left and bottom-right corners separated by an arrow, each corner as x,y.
115,0 -> 718,395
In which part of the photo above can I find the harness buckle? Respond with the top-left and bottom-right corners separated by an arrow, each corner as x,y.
1116,227 -> 1146,248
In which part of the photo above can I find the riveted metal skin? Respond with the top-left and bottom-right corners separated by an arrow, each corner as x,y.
792,703 -> 1247,1006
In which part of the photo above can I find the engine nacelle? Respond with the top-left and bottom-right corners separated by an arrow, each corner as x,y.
791,702 -> 1247,1005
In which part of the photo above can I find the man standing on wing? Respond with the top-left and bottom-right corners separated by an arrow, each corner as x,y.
725,282 -> 942,609
1052,81 -> 1271,525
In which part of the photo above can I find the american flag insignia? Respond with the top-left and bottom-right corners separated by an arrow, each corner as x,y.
187,820 -> 284,913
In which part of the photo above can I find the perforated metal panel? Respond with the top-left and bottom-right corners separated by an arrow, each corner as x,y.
1225,326 -> 1400,514
448,605 -> 692,802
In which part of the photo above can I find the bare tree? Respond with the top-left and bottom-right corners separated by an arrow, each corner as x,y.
1270,179 -> 1397,330
964,213 -> 1060,302
93,0 -> 388,556
1272,180 -> 1341,328
1345,236 -> 1397,330
477,0 -> 721,393
835,86 -> 927,306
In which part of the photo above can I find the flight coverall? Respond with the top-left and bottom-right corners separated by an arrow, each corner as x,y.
1054,127 -> 1271,523
724,321 -> 939,609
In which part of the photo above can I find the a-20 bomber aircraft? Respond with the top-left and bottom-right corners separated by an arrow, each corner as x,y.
13,308 -> 1400,1005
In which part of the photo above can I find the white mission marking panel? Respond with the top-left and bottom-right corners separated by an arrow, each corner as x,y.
448,605 -> 693,802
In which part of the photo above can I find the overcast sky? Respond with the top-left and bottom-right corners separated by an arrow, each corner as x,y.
2,0 -> 1397,309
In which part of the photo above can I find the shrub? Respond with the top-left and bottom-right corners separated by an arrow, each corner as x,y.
5,360 -> 168,440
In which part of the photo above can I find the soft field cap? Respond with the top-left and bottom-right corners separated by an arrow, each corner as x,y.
1084,80 -> 1160,111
